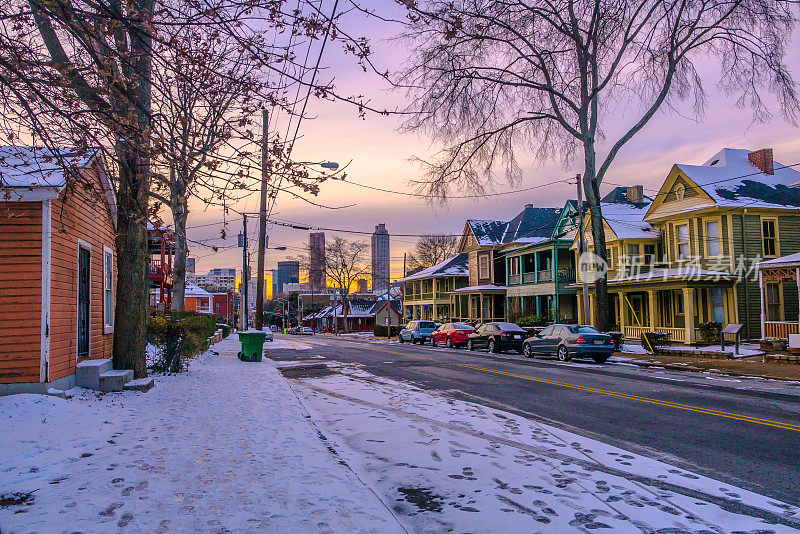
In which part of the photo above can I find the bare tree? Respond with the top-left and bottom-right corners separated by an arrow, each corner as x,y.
408,233 -> 459,270
324,236 -> 369,334
397,0 -> 799,330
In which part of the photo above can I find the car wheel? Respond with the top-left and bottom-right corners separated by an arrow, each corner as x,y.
445,338 -> 452,348
431,337 -> 437,347
523,343 -> 532,358
593,355 -> 609,364
557,345 -> 571,362
467,340 -> 474,351
488,339 -> 497,353
399,335 -> 404,343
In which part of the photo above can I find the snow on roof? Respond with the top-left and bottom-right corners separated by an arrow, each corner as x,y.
676,148 -> 800,209
468,205 -> 562,247
399,253 -> 469,282
601,202 -> 660,240
759,252 -> 800,269
185,283 -> 212,297
0,146 -> 99,188
346,299 -> 376,317
451,284 -> 507,293
468,219 -> 508,246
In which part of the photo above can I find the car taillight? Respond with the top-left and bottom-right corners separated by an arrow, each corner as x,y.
575,336 -> 587,344
501,332 -> 510,337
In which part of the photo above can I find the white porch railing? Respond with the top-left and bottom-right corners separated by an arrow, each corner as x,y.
623,325 -> 686,343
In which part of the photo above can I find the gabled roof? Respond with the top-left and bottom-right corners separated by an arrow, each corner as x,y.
185,283 -> 212,297
0,146 -> 100,188
466,205 -> 562,247
600,202 -> 660,240
674,148 -> 800,209
467,219 -> 508,246
601,186 -> 653,206
399,252 -> 469,282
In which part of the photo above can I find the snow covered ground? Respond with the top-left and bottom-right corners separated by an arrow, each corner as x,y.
291,362 -> 800,533
266,338 -> 311,350
0,338 -> 401,533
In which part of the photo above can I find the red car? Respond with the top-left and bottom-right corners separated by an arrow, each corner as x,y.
431,322 -> 475,348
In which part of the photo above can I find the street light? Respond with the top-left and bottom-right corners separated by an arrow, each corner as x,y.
320,161 -> 339,170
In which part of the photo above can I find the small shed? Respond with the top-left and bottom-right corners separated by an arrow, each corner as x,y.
0,147 -> 117,394
184,283 -> 212,314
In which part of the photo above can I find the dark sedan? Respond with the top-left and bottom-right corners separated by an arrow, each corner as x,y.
467,322 -> 527,353
522,324 -> 614,363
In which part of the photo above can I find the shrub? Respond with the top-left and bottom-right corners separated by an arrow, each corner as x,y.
517,315 -> 550,327
216,323 -> 231,338
698,321 -> 723,344
640,331 -> 670,352
374,325 -> 400,337
147,311 -> 217,373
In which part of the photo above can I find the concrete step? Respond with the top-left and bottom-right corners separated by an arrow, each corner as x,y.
76,358 -> 113,390
99,369 -> 133,392
123,377 -> 155,392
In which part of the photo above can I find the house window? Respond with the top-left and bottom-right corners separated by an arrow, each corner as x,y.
675,182 -> 686,200
710,288 -> 725,323
762,219 -> 777,257
479,255 -> 489,279
674,291 -> 684,315
766,283 -> 782,321
676,224 -> 690,259
706,221 -> 722,257
509,257 -> 520,276
644,244 -> 656,265
103,247 -> 114,332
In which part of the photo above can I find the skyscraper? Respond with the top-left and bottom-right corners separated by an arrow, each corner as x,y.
371,223 -> 390,293
274,261 -> 300,296
309,232 -> 326,290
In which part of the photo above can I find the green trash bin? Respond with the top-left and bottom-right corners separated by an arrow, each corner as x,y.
237,331 -> 267,362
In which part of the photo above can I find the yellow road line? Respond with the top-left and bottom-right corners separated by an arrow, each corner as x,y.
360,345 -> 800,433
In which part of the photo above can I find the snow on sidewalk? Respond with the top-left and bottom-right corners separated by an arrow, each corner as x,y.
0,338 -> 401,534
290,363 -> 800,533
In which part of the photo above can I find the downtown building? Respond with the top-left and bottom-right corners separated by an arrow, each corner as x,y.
309,232 -> 326,290
273,261 -> 300,296
371,223 -> 390,293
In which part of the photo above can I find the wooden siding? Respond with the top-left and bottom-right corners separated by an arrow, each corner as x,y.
49,162 -> 117,381
0,202 -> 42,383
731,214 -> 762,339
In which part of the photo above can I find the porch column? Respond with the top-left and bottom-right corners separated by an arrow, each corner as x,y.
534,253 -> 540,284
553,244 -> 560,321
536,295 -> 542,316
683,288 -> 696,344
479,294 -> 484,321
797,268 -> 800,332
618,292 -> 626,332
647,290 -> 657,330
759,271 -> 766,339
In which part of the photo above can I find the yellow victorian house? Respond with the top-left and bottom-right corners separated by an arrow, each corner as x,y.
575,148 -> 800,344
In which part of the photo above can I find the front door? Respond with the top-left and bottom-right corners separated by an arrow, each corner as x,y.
77,247 -> 90,359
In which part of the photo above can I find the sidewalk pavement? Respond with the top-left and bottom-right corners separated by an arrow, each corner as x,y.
288,360 -> 800,533
0,337 -> 402,533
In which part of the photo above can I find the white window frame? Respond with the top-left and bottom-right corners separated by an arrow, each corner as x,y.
761,218 -> 778,258
76,240 -> 92,360
478,254 -> 489,279
705,220 -> 722,257
103,246 -> 114,333
676,223 -> 690,260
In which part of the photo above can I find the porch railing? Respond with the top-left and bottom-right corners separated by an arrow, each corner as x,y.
623,325 -> 686,343
508,274 -> 521,285
522,272 -> 537,283
764,321 -> 799,339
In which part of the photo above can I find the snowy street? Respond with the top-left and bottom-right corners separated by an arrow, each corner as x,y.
2,335 -> 799,532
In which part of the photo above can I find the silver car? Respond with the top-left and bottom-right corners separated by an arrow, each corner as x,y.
399,320 -> 437,344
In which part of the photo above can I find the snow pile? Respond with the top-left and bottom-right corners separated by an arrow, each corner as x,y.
0,338 -> 400,533
292,365 -> 800,533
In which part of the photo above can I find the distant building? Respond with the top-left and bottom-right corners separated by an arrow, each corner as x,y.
274,261 -> 300,296
371,223 -> 390,293
357,278 -> 369,293
186,257 -> 196,277
191,267 -> 237,292
309,232 -> 326,290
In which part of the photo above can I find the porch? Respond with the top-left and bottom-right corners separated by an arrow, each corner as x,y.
578,279 -> 737,345
449,285 -> 506,323
758,254 -> 800,340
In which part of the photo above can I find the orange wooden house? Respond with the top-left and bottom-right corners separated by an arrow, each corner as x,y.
0,147 -> 117,394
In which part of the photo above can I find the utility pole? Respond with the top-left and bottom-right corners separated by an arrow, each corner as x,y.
255,109 -> 269,330
576,174 -> 590,325
242,214 -> 249,330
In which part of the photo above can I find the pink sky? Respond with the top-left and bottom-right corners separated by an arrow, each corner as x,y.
186,2 -> 800,285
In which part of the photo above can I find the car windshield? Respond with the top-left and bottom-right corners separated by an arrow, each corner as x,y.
572,326 -> 600,334
494,322 -> 524,331
452,323 -> 474,330
418,321 -> 436,329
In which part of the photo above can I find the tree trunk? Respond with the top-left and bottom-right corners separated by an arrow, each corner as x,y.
583,143 -> 611,332
113,142 -> 149,378
171,191 -> 188,311
342,293 -> 349,334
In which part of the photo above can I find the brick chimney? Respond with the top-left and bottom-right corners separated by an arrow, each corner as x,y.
626,185 -> 644,204
748,148 -> 774,175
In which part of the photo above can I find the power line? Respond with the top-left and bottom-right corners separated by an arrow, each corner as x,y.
339,177 -> 571,198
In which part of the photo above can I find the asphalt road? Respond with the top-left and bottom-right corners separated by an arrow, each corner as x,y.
275,334 -> 800,506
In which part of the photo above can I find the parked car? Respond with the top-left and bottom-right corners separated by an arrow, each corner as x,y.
431,322 -> 475,348
270,325 -> 278,332
522,324 -> 614,363
263,328 -> 273,342
398,320 -> 437,344
467,322 -> 527,353
301,327 -> 314,335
